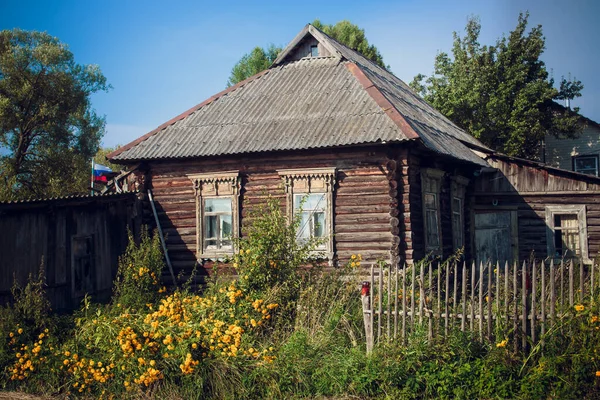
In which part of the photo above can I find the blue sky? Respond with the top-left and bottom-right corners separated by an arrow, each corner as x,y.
1,0 -> 598,148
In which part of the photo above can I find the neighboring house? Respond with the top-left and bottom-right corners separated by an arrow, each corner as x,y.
107,24 -> 600,280
544,112 -> 600,176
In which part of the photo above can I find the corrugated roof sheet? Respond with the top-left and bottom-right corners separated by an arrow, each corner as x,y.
112,57 -> 405,161
0,191 -> 138,206
110,25 -> 489,166
322,32 -> 490,166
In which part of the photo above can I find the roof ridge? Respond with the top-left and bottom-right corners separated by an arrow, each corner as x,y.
108,68 -> 271,160
345,62 -> 419,140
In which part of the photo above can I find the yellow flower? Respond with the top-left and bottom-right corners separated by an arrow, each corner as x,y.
17,328 -> 23,335
496,339 -> 508,348
575,304 -> 585,312
596,371 -> 600,377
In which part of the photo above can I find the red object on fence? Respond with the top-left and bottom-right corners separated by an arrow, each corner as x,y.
361,281 -> 370,296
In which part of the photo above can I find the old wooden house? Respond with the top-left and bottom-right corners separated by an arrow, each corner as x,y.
0,192 -> 143,310
107,24 -> 600,279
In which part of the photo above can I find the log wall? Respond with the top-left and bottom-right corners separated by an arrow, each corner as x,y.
147,146 -> 405,276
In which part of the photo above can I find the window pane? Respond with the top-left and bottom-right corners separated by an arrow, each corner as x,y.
574,156 -> 598,175
221,214 -> 232,238
311,45 -> 319,57
295,193 -> 326,211
297,212 -> 311,241
426,209 -> 439,247
205,198 -> 231,213
205,215 -> 217,239
313,211 -> 326,237
424,193 -> 436,209
554,214 -> 580,257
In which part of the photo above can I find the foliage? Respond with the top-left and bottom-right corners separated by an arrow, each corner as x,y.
226,19 -> 386,86
0,29 -> 110,201
410,13 -> 584,159
226,45 -> 281,87
112,228 -> 165,310
1,207 -> 600,398
312,19 -> 386,69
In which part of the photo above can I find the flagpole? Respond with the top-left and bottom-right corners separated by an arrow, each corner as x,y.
90,159 -> 94,196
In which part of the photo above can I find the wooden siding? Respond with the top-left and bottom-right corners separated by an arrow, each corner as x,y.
148,146 -> 402,276
475,156 -> 600,193
0,195 -> 142,310
473,156 -> 600,261
545,124 -> 600,171
286,36 -> 332,61
473,192 -> 600,261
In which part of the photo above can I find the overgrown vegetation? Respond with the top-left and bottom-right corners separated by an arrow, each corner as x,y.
1,198 -> 600,398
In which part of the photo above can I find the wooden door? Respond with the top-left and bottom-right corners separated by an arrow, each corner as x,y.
474,211 -> 518,264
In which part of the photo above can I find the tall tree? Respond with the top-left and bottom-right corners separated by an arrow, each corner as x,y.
227,45 -> 281,87
410,13 -> 583,159
226,19 -> 386,86
0,29 -> 110,200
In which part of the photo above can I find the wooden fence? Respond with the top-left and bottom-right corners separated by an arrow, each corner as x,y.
361,259 -> 598,353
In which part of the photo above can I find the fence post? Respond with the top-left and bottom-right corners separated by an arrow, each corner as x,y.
362,281 -> 373,354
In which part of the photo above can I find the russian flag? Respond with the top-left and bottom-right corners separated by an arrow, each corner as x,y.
93,163 -> 112,183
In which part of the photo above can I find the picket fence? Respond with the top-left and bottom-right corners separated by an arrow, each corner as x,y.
361,259 -> 598,353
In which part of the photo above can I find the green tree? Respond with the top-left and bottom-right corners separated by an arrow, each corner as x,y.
226,19 -> 386,86
410,13 -> 583,159
227,44 -> 281,87
0,29 -> 110,200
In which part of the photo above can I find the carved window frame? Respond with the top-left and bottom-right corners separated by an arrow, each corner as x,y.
278,168 -> 336,260
545,205 -> 589,262
421,168 -> 444,255
451,175 -> 469,251
188,171 -> 241,260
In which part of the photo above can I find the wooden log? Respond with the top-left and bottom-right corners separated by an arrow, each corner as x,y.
541,259 -> 546,342
394,264 -> 399,339
487,261 -> 493,339
550,259 -> 555,329
402,261 -> 407,345
513,261 -> 518,352
522,261 -> 527,351
479,261 -> 484,341
445,262 -> 450,337
378,264 -> 383,342
420,262 -> 425,325
569,259 -> 574,307
387,266 -> 391,341
411,261 -> 416,331
531,260 -> 537,345
471,261 -> 476,332
453,262 -> 458,329
428,261 -> 433,339
461,262 -> 467,332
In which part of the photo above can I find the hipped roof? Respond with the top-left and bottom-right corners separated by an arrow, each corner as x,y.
109,25 -> 489,166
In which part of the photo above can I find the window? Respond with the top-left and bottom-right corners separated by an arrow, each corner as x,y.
545,205 -> 589,261
279,168 -> 336,258
573,155 -> 599,176
310,45 -> 319,57
421,169 -> 444,254
188,171 -> 240,258
451,176 -> 469,250
295,193 -> 327,247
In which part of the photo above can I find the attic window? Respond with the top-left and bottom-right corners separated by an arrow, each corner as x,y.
310,45 -> 319,57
